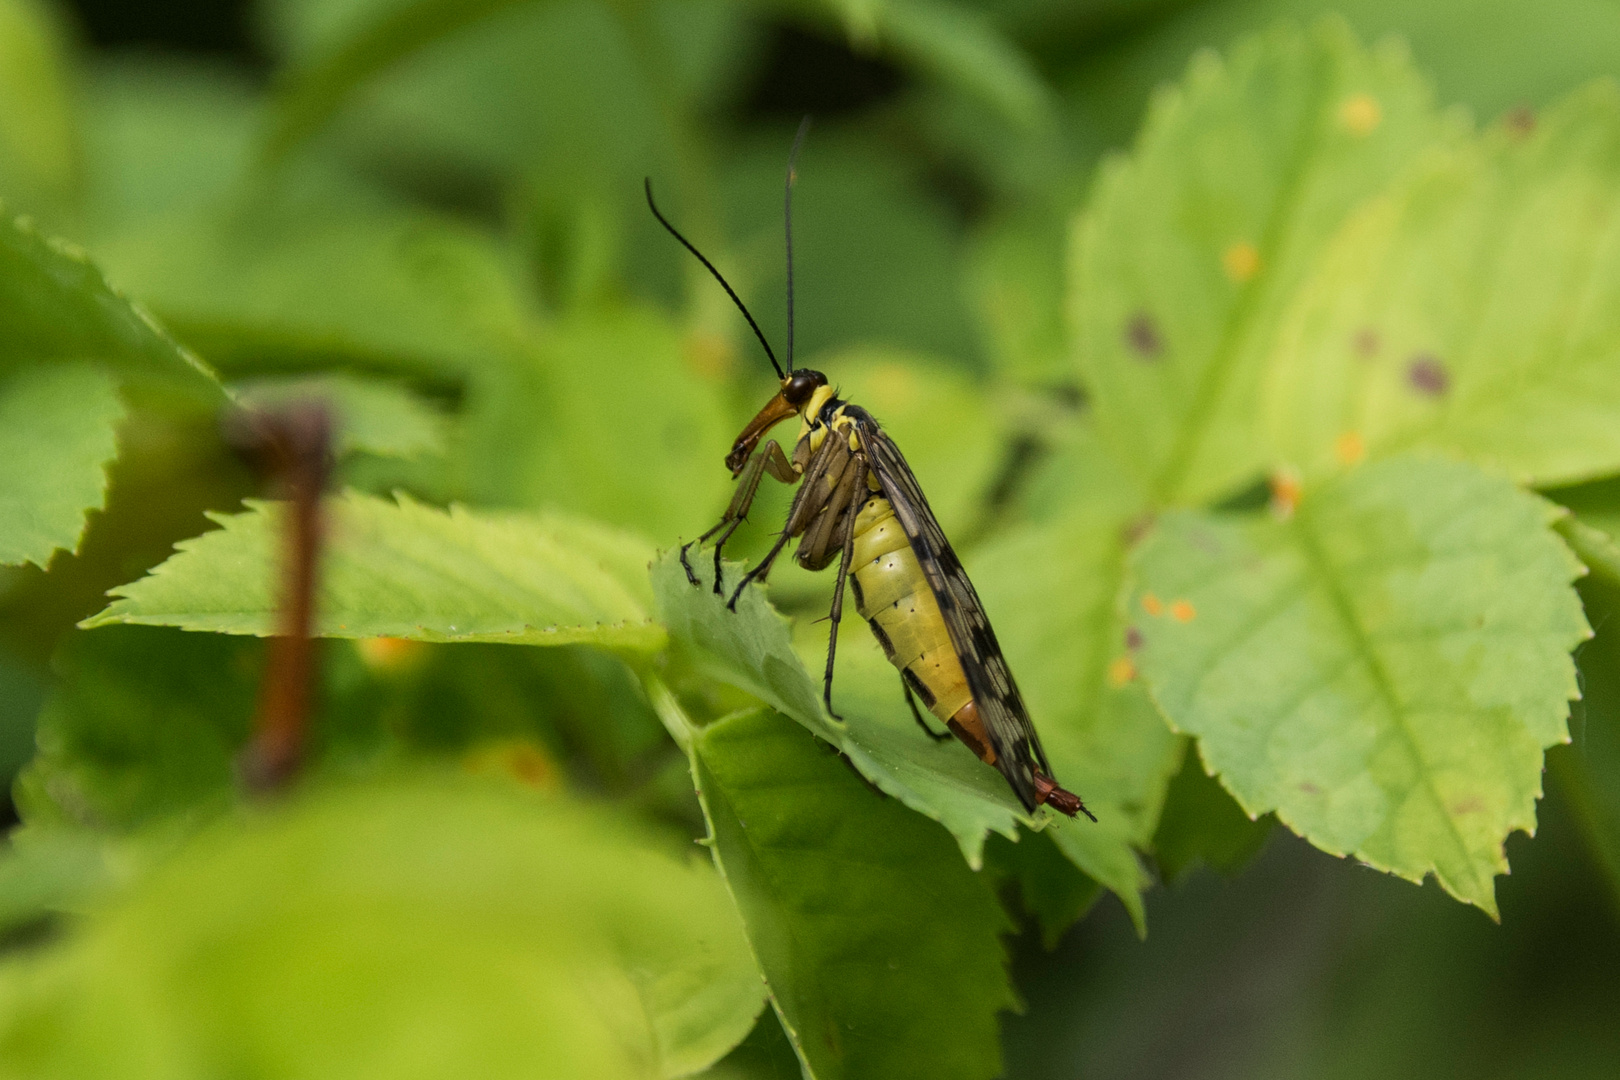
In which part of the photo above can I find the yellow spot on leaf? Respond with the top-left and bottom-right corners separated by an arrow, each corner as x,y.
1107,656 -> 1137,687
1222,241 -> 1261,283
1170,600 -> 1196,623
1339,93 -> 1382,135
1335,431 -> 1366,465
1269,470 -> 1301,518
1142,593 -> 1163,616
463,738 -> 558,791
356,636 -> 428,673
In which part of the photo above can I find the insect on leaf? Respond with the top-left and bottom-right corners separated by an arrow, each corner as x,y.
653,550 -> 1030,868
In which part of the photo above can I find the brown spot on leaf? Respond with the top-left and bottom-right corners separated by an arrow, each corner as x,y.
1407,354 -> 1450,397
1125,626 -> 1144,651
1125,312 -> 1163,359
1299,782 -> 1321,795
1351,327 -> 1380,358
1504,105 -> 1536,137
1452,796 -> 1486,815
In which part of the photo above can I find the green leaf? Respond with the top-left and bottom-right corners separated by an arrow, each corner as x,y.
79,57 -> 260,237
1267,80 -> 1620,488
0,213 -> 222,406
654,550 -> 1030,867
15,626 -> 257,832
0,364 -> 123,568
982,830 -> 1101,949
1151,743 -> 1274,883
1072,19 -> 1448,506
92,204 -> 532,380
0,776 -> 765,1079
261,0 -> 541,163
1130,456 -> 1589,916
464,309 -> 733,542
964,213 -> 1069,387
0,0 -> 79,221
85,491 -> 665,653
692,707 -> 1014,1080
824,0 -> 1053,130
234,373 -> 448,460
965,436 -> 1179,931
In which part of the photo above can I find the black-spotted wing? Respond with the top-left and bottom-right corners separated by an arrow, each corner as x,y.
849,408 -> 1052,812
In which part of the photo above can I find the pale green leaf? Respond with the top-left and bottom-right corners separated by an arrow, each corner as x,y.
1131,456 -> 1589,915
0,0 -> 78,221
0,214 -> 222,406
235,373 -> 448,460
825,0 -> 1053,129
85,491 -> 664,652
1072,19 -> 1448,506
0,777 -> 765,1079
0,364 -> 123,568
654,551 -> 1033,867
92,204 -> 532,379
465,310 -> 733,542
1554,513 -> 1620,591
260,0 -> 543,163
1266,79 -> 1620,488
693,707 -> 1014,1080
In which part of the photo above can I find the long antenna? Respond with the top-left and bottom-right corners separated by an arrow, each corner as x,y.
785,116 -> 811,374
644,178 -> 784,380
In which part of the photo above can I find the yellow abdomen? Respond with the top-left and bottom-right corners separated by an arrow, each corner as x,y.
849,494 -> 996,763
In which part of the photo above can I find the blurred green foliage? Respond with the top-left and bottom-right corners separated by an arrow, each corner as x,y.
0,0 -> 1616,1077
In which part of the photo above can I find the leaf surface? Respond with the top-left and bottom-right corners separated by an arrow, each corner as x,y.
0,777 -> 764,1079
1267,80 -> 1620,487
1131,456 -> 1588,915
0,364 -> 124,568
0,213 -> 221,405
1072,20 -> 1447,505
234,373 -> 448,460
93,205 -> 531,379
86,492 -> 664,653
693,707 -> 1013,1080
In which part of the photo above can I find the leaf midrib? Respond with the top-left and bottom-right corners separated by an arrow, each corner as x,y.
1154,58 -> 1334,504
1290,495 -> 1487,902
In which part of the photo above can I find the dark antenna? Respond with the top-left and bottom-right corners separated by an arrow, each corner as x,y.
644,178 -> 784,380
785,116 -> 811,374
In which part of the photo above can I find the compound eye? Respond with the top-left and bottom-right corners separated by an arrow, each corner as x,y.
781,370 -> 826,407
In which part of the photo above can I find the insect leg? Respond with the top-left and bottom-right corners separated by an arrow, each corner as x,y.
901,674 -> 952,741
727,436 -> 839,609
819,454 -> 868,721
682,439 -> 793,588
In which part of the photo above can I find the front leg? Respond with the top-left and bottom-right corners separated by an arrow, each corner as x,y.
681,439 -> 795,590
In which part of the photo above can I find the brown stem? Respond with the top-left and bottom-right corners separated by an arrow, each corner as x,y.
229,404 -> 332,792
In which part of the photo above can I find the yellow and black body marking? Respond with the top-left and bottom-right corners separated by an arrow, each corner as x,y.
645,127 -> 1092,820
